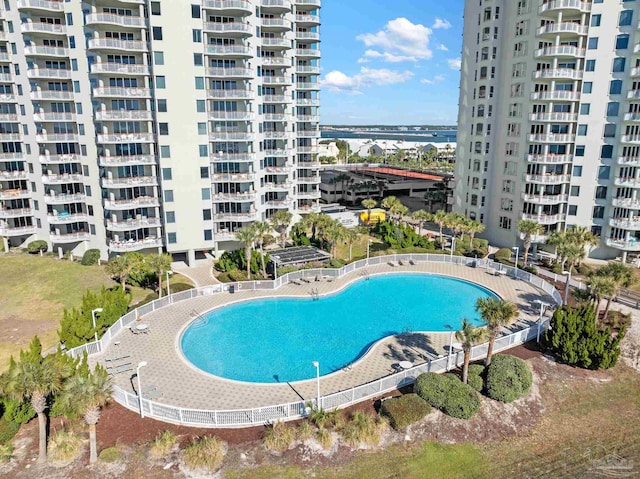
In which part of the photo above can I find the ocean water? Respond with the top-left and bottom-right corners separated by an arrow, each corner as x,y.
180,274 -> 496,383
321,129 -> 458,143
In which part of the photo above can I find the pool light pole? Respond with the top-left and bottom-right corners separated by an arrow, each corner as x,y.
166,270 -> 173,300
366,239 -> 373,264
312,361 -> 321,409
533,300 -> 551,343
512,246 -> 520,275
91,308 -> 103,343
562,270 -> 571,306
444,324 -> 454,371
136,361 -> 148,418
450,236 -> 456,258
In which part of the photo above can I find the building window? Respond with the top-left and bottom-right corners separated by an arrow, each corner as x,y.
499,216 -> 512,230
160,145 -> 171,158
201,188 -> 210,200
577,125 -> 588,136
199,144 -> 208,157
196,100 -> 206,112
592,206 -> 605,219
568,205 -> 577,216
570,186 -> 580,196
194,53 -> 203,66
195,77 -> 204,89
595,186 -> 608,199
166,211 -> 175,223
585,60 -> 595,72
164,190 -> 174,202
200,166 -> 209,179
155,76 -> 166,88
579,104 -> 590,115
191,4 -> 201,18
616,34 -> 630,50
152,26 -> 163,40
609,80 -> 622,95
203,209 -> 212,220
598,166 -> 610,180
573,165 -> 583,177
587,37 -> 598,49
613,58 -> 626,73
168,232 -> 177,244
591,14 -> 601,27
192,29 -> 202,43
159,123 -> 169,135
151,1 -> 161,15
603,124 -> 616,138
162,168 -> 172,180
204,230 -> 212,241
619,10 -> 633,27
601,145 -> 613,159
154,51 -> 164,65
606,102 -> 619,117
157,99 -> 167,112
583,82 -> 593,93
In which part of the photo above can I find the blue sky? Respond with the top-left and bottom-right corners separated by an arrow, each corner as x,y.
318,0 -> 464,125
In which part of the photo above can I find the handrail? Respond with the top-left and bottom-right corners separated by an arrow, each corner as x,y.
67,254 -> 562,427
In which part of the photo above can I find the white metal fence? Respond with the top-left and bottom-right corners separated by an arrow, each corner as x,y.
67,253 -> 562,428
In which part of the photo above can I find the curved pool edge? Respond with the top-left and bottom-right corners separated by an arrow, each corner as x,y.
174,271 -> 502,386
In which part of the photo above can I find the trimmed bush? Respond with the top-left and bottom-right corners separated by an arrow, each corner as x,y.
467,364 -> 485,393
99,446 -> 120,463
80,249 -> 101,266
0,418 -> 20,444
183,436 -> 225,471
414,373 -> 481,420
263,421 -> 296,453
380,393 -> 431,430
494,248 -> 512,262
217,270 -> 248,283
26,240 -> 48,254
0,443 -> 13,463
485,355 -> 532,403
149,430 -> 178,459
48,429 -> 83,463
339,411 -> 387,447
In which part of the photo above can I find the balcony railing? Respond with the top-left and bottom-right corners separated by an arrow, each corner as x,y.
41,173 -> 84,184
539,0 -> 591,14
49,231 -> 90,243
24,45 -> 69,57
610,218 -> 640,229
202,0 -> 252,13
17,0 -> 63,11
88,38 -> 148,51
0,208 -> 33,218
99,155 -> 156,166
109,237 -> 164,252
529,133 -> 575,143
36,133 -> 78,143
96,133 -> 155,144
85,13 -> 146,27
615,177 -> 640,188
104,197 -> 161,210
205,45 -> 252,56
203,22 -> 252,34
205,67 -> 252,77
206,89 -> 253,99
521,193 -> 568,205
0,225 -> 36,237
90,63 -> 150,75
39,154 -> 79,164
211,153 -> 255,162
520,213 -> 566,225
209,131 -> 253,141
295,14 -> 320,23
212,211 -> 259,221
95,110 -> 153,121
44,193 -> 86,204
0,170 -> 27,180
211,172 -> 256,182
27,68 -> 71,79
295,48 -> 321,57
211,191 -> 257,201
527,154 -> 572,164
47,213 -> 89,224
606,238 -> 640,251
20,22 -> 66,34
525,174 -> 571,184
0,189 -> 31,200
101,176 -> 158,188
93,87 -> 152,98
106,217 -> 162,231
30,90 -> 73,100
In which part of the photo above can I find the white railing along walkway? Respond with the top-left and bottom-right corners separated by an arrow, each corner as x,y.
67,254 -> 562,428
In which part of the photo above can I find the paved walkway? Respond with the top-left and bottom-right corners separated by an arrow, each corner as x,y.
92,263 -> 554,411
171,258 -> 219,287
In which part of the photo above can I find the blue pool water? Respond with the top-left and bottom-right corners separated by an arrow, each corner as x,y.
180,274 -> 497,383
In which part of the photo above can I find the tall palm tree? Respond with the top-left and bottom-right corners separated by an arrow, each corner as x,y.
300,212 -> 321,240
1,357 -> 64,463
344,228 -> 358,261
361,198 -> 377,225
392,203 -> 409,226
146,253 -> 172,297
269,210 -> 293,248
324,220 -> 346,258
104,255 -> 132,289
455,318 -> 486,384
518,220 -> 544,265
58,365 -> 112,464
597,262 -> 633,320
333,172 -> 351,202
253,221 -> 272,278
432,210 -> 448,248
411,210 -> 431,236
235,225 -> 258,279
586,274 -> 616,319
465,219 -> 485,246
476,298 -> 519,366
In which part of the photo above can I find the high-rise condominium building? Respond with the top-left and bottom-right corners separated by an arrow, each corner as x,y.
0,0 -> 321,264
455,0 -> 640,261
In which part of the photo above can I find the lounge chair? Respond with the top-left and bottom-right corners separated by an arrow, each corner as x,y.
105,353 -> 131,362
398,260 -> 405,266
107,364 -> 133,375
300,277 -> 311,283
409,259 -> 416,266
129,325 -> 141,335
387,261 -> 397,267
290,279 -> 301,286
315,275 -> 322,282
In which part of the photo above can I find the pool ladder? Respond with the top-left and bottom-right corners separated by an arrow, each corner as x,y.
310,288 -> 320,301
190,309 -> 209,328
359,269 -> 371,281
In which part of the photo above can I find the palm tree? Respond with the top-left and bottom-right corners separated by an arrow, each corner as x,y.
424,188 -> 446,212
432,210 -> 448,248
412,210 -> 431,236
104,255 -> 132,289
476,298 -> 519,366
58,365 -> 112,464
518,220 -> 544,265
586,274 -> 616,319
455,318 -> 486,384
333,172 -> 351,202
467,219 -> 485,247
392,203 -> 409,225
253,221 -> 272,278
596,262 -> 633,320
324,220 -> 346,258
235,225 -> 258,279
146,253 -> 172,297
344,228 -> 358,261
1,357 -> 64,463
269,210 -> 293,248
361,198 -> 377,225
300,212 -> 322,240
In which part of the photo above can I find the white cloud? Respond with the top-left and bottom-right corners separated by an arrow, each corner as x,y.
420,75 -> 446,85
432,18 -> 452,30
320,67 -> 414,94
437,44 -> 448,51
448,57 -> 462,70
356,17 -> 433,63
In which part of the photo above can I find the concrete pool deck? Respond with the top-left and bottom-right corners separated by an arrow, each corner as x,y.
92,262 -> 554,411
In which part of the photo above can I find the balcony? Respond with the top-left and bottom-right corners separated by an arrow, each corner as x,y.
296,82 -> 320,90
536,22 -> 587,36
17,0 -> 63,11
525,174 -> 571,184
0,208 -> 33,219
264,181 -> 294,191
297,146 -> 320,154
0,113 -> 18,123
0,74 -> 11,83
261,0 -> 291,10
0,225 -> 36,237
539,0 -> 591,14
88,38 -> 148,52
202,0 -> 253,14
0,170 -> 27,180
296,191 -> 319,199
104,197 -> 160,210
211,191 -> 256,202
205,45 -> 252,56
262,57 -> 291,67
41,173 -> 84,184
297,129 -> 319,138
264,113 -> 288,121
95,110 -> 153,121
264,165 -> 294,173
527,154 -> 572,164
214,231 -> 238,241
296,98 -> 319,106
209,131 -> 253,141
93,87 -> 152,98
101,176 -> 158,188
521,193 -> 568,205
529,133 -> 575,143
0,93 -> 16,103
47,213 -> 89,224
261,18 -> 291,30
213,211 -> 259,222
24,45 -> 69,57
621,135 -> 640,144
203,22 -> 252,34
295,14 -> 320,24
109,237 -> 163,253
618,156 -> 640,166
96,133 -> 155,144
263,94 -> 292,103
263,149 -> 293,157
297,176 -> 321,184
295,48 -> 321,58
263,76 -> 291,85
265,198 -> 294,208
0,54 -> 10,63
90,63 -> 150,76
208,111 -> 254,121
615,177 -> 640,188
535,46 -> 585,59
49,231 -> 90,243
85,13 -> 146,28
106,217 -> 162,232
26,68 -> 70,80
529,113 -> 577,123
20,22 -> 67,35
610,218 -> 640,230
205,67 -> 252,78
262,38 -> 291,49
211,172 -> 256,182
206,89 -> 253,99
0,133 -> 20,142
33,112 -> 75,122
296,65 -> 320,75
44,193 -> 86,204
296,32 -> 320,41
36,133 -> 78,143
30,90 -> 73,101
295,0 -> 321,5
606,238 -> 640,251
520,213 -> 566,225
99,155 -> 157,166
211,153 -> 255,162
39,154 -> 79,164
628,90 -> 640,100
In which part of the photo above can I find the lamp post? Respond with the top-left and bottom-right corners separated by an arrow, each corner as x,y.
136,361 -> 148,418
444,324 -> 454,371
366,239 -> 373,263
512,246 -> 520,275
450,236 -> 456,258
166,270 -> 173,300
562,270 -> 572,306
312,361 -> 321,409
91,308 -> 103,343
533,300 -> 551,343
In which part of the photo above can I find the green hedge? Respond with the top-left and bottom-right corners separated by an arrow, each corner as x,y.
494,248 -> 511,262
485,355 -> 532,403
414,372 -> 481,420
26,240 -> 48,254
0,418 -> 20,444
80,249 -> 101,266
380,393 -> 431,430
467,364 -> 485,393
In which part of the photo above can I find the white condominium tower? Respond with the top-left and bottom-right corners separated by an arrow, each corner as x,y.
0,0 -> 321,264
455,0 -> 640,261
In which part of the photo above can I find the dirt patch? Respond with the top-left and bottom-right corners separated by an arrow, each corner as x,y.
0,316 -> 57,345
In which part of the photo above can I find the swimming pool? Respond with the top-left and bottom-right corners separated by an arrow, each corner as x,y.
180,274 -> 498,383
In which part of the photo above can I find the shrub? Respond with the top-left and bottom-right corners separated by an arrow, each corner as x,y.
523,265 -> 538,275
550,262 -> 563,274
0,443 -> 13,463
217,270 -> 248,283
263,421 -> 297,452
315,427 -> 332,449
183,436 -> 225,471
149,430 -> 178,459
494,248 -> 512,262
26,240 -> 48,254
380,393 -> 431,430
543,305 -> 625,370
215,249 -> 269,275
296,421 -> 313,441
80,249 -> 101,266
372,221 -> 433,249
0,418 -> 20,444
467,364 -> 485,393
414,373 -> 481,420
485,355 -> 532,403
339,411 -> 387,447
0,397 -> 34,426
99,446 -> 120,463
276,265 -> 300,277
48,429 -> 83,463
